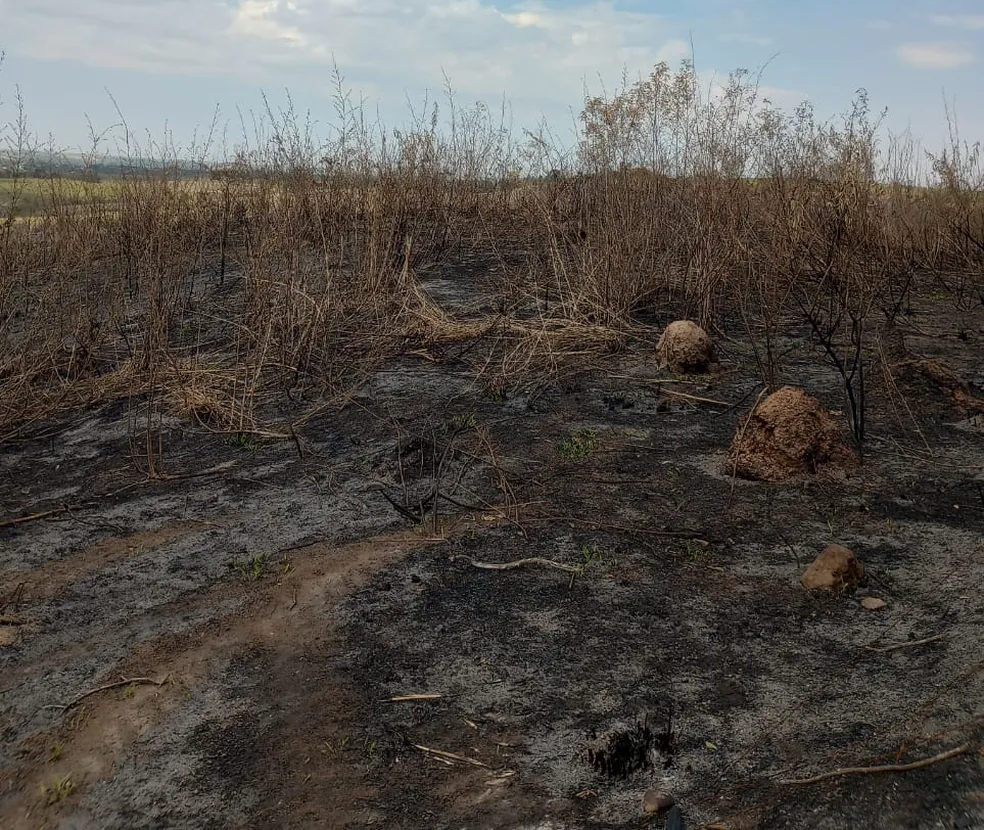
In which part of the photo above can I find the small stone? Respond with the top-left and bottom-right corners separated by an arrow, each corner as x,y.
0,627 -> 18,648
801,543 -> 864,591
860,597 -> 886,610
642,790 -> 674,815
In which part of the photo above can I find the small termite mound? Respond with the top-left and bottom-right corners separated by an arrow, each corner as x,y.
655,320 -> 715,374
727,386 -> 855,482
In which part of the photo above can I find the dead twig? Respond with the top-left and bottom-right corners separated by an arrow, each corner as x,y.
661,388 -> 730,407
411,743 -> 491,768
43,675 -> 170,713
864,634 -> 944,653
288,423 -> 306,459
388,694 -> 443,702
374,486 -> 424,524
728,386 -> 767,496
780,743 -> 969,786
0,508 -> 66,529
452,555 -> 582,575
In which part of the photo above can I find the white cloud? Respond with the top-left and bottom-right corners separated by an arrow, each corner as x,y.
655,39 -> 691,65
931,14 -> 984,30
0,0 -> 842,151
895,42 -> 976,69
232,0 -> 307,45
503,10 -> 545,28
0,0 -> 700,134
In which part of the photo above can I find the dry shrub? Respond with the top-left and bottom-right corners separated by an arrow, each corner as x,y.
1,59 -> 982,453
163,362 -> 260,433
655,320 -> 715,373
728,386 -> 855,482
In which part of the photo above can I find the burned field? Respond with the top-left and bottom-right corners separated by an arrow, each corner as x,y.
2,257 -> 983,829
2,62 -> 984,827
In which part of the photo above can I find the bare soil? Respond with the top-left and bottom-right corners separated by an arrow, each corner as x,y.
2,277 -> 984,830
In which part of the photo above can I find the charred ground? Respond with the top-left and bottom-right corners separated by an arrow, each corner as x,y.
2,272 -> 983,829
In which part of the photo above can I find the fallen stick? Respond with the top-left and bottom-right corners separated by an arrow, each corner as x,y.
452,555 -> 582,575
389,694 -> 443,702
661,388 -> 730,407
412,743 -> 491,768
780,743 -> 969,786
426,753 -> 455,766
44,675 -> 170,713
0,508 -> 64,529
865,634 -> 944,653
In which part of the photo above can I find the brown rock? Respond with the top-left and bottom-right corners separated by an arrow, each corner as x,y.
860,597 -> 886,610
801,544 -> 864,591
0,627 -> 18,648
642,790 -> 674,815
727,386 -> 855,482
656,320 -> 715,373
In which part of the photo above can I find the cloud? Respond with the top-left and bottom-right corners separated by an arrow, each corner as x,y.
232,0 -> 308,45
503,10 -> 546,29
0,0 -> 695,123
895,42 -> 975,69
717,32 -> 773,46
931,14 -> 984,30
655,39 -> 691,64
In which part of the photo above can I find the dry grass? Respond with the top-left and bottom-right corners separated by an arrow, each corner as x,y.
1,60 -> 982,455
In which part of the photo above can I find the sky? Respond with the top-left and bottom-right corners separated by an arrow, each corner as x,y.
0,0 -> 982,165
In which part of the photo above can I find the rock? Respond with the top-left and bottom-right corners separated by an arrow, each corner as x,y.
727,386 -> 855,482
0,627 -> 18,648
655,320 -> 715,373
861,597 -> 886,610
801,544 -> 864,591
642,790 -> 674,815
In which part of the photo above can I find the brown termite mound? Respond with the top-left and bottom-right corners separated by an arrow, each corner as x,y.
655,320 -> 715,373
727,386 -> 855,482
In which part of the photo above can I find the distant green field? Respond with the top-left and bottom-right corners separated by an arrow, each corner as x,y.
0,177 -> 123,218
0,176 -> 223,219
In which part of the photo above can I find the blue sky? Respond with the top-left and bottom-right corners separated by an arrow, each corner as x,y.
0,0 -> 981,161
